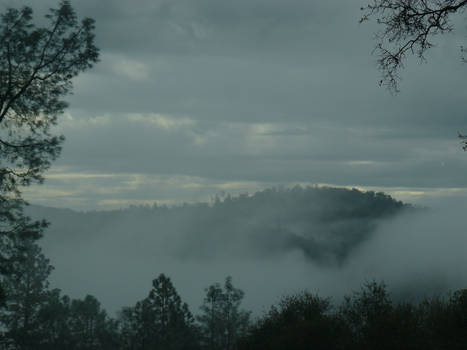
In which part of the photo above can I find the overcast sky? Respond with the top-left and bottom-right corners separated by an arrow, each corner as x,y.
4,0 -> 467,210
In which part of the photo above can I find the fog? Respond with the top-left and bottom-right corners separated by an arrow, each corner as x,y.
33,189 -> 467,317
346,197 -> 467,301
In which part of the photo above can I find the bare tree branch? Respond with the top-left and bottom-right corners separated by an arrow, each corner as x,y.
361,0 -> 467,92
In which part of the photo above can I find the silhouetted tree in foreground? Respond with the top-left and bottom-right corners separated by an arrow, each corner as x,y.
361,0 -> 467,92
36,292 -> 118,350
118,274 -> 199,350
2,264 -> 467,350
239,281 -> 467,350
361,1 -> 467,148
238,291 -> 350,350
0,0 -> 98,311
197,277 -> 250,350
0,0 -> 98,194
339,281 -> 426,350
0,238 -> 52,349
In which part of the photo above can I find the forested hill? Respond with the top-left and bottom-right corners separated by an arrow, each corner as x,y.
29,186 -> 413,266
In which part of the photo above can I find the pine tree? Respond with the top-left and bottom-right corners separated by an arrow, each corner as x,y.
119,274 -> 199,350
0,238 -> 53,350
0,0 -> 99,303
198,277 -> 250,350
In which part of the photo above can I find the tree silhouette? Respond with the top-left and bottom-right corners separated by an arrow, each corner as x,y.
0,238 -> 53,350
0,0 -> 98,197
68,295 -> 118,350
361,0 -> 467,92
0,0 -> 99,302
198,277 -> 250,350
119,274 -> 199,350
36,289 -> 73,350
239,291 -> 347,350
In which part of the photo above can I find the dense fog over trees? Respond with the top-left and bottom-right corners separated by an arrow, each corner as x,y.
22,186 -> 467,324
2,0 -> 467,349
31,186 -> 411,265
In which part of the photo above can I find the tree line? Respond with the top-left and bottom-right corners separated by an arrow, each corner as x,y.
1,239 -> 467,350
0,237 -> 251,350
1,1 -> 467,349
32,185 -> 413,267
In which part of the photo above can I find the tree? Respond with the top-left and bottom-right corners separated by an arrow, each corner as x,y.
360,0 -> 467,92
0,238 -> 53,350
197,277 -> 250,350
36,289 -> 73,350
339,281 -> 428,350
0,0 -> 99,195
0,0 -> 99,198
119,274 -> 199,350
419,289 -> 467,349
0,201 -> 47,306
118,305 -> 142,350
0,0 -> 98,312
36,291 -> 118,350
68,295 -> 119,350
238,291 -> 347,350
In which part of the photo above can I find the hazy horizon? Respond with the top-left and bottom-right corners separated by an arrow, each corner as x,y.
0,0 -> 464,211
2,0 -> 466,329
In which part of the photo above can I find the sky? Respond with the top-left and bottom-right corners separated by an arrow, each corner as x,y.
3,0 -> 467,210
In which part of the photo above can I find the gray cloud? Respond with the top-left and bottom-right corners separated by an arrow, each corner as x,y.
1,0 -> 466,208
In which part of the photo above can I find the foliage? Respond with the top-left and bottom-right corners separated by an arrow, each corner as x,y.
0,238 -> 53,350
0,0 -> 98,317
238,291 -> 348,350
197,277 -> 250,350
340,281 -> 424,350
118,274 -> 199,350
36,291 -> 118,350
68,295 -> 119,350
36,289 -> 73,349
0,0 -> 98,197
1,266 -> 467,350
0,198 -> 47,306
240,281 -> 467,350
0,240 -> 117,350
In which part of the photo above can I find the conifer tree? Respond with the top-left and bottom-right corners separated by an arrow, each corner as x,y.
0,0 -> 99,302
198,277 -> 250,350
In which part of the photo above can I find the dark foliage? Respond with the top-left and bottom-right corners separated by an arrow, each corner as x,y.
118,274 -> 200,350
240,281 -> 467,350
238,291 -> 349,350
197,277 -> 250,350
0,238 -> 53,350
1,256 -> 466,350
0,0 -> 99,330
0,0 -> 98,197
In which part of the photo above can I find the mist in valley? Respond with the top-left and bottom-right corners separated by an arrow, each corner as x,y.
2,0 -> 467,348
29,186 -> 467,317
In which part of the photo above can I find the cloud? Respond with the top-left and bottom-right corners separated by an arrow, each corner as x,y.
58,114 -> 111,129
260,128 -> 311,136
127,113 -> 196,130
345,161 -> 378,166
113,58 -> 150,81
3,0 -> 467,210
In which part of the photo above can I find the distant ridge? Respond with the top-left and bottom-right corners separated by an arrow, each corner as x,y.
29,186 -> 415,266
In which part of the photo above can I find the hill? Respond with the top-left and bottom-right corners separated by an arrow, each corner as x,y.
29,186 -> 412,266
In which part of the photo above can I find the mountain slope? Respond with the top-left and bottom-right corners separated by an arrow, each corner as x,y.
30,186 -> 412,265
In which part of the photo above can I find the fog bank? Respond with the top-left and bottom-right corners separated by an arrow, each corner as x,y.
35,191 -> 466,316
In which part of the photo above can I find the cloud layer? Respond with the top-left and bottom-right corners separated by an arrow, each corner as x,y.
1,0 -> 466,208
